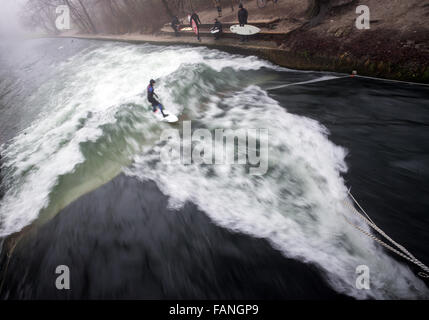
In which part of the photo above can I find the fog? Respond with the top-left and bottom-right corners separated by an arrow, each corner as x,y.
0,0 -> 27,37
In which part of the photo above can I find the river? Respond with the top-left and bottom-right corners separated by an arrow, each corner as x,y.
0,38 -> 428,299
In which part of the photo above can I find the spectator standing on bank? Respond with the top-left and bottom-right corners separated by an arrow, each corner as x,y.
171,16 -> 180,37
238,3 -> 248,42
213,0 -> 222,17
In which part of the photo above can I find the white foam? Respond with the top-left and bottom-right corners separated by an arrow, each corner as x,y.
0,42 -> 275,237
2,40 -> 427,299
128,85 -> 429,299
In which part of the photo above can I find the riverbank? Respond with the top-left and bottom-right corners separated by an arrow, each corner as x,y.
50,30 -> 429,84
17,0 -> 429,83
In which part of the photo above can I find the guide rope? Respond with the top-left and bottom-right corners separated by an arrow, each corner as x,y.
354,75 -> 429,87
342,188 -> 429,278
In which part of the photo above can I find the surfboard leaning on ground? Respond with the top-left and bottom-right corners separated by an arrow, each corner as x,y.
230,24 -> 261,35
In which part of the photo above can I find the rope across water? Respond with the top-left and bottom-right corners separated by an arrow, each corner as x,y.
342,189 -> 429,277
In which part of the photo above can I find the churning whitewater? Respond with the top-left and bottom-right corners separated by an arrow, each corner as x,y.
0,39 -> 427,299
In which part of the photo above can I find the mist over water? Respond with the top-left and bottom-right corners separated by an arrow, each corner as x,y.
0,0 -> 27,38
0,38 -> 428,299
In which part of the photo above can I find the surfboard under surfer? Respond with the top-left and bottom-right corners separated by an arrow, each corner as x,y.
147,79 -> 168,118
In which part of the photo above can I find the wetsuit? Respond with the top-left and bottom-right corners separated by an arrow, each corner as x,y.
147,84 -> 167,117
190,13 -> 201,41
238,7 -> 249,42
171,16 -> 180,37
238,7 -> 248,26
211,20 -> 222,40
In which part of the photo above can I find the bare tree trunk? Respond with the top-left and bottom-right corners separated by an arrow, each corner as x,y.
306,0 -> 331,27
161,0 -> 174,18
306,0 -> 355,26
306,0 -> 322,18
77,0 -> 97,33
65,0 -> 91,33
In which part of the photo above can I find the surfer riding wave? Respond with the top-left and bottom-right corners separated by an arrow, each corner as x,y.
147,79 -> 168,118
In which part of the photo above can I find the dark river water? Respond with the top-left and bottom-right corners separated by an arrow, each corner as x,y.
0,38 -> 428,299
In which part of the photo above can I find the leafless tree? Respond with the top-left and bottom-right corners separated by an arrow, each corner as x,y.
20,0 -> 256,35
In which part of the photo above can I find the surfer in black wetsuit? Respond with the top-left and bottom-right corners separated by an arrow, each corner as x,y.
147,79 -> 168,118
171,16 -> 180,37
211,18 -> 222,40
190,11 -> 202,41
